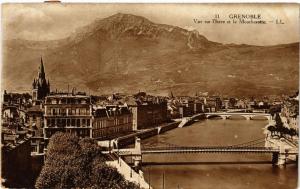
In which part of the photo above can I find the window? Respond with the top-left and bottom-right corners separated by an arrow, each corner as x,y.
61,108 -> 66,116
82,119 -> 86,126
62,119 -> 66,127
77,119 -> 80,127
52,109 -> 56,115
67,119 -> 70,126
87,119 -> 90,126
51,119 -> 55,127
51,99 -> 57,104
61,98 -> 66,104
81,108 -> 86,115
32,146 -> 37,152
57,119 -> 61,127
71,119 -> 75,126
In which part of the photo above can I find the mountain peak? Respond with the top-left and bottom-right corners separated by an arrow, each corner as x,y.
105,13 -> 153,24
69,13 -> 213,50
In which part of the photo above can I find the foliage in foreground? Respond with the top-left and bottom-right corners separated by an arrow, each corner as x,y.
35,132 -> 140,189
267,113 -> 298,138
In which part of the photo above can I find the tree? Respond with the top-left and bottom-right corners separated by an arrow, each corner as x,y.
267,125 -> 278,137
274,113 -> 283,129
35,132 -> 140,189
269,105 -> 281,116
289,128 -> 298,137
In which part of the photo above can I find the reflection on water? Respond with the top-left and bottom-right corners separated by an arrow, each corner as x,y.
141,120 -> 298,189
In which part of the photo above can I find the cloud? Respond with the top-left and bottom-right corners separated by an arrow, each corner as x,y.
3,4 -> 54,40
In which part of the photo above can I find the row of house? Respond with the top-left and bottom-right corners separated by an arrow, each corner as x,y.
26,91 -> 171,154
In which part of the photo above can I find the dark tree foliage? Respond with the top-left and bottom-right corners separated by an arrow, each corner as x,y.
275,113 -> 283,129
267,113 -> 298,138
269,105 -> 282,116
35,132 -> 140,189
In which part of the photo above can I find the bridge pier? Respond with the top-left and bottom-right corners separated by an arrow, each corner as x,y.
272,138 -> 289,166
133,155 -> 142,168
277,153 -> 287,166
111,139 -> 118,150
271,152 -> 287,166
272,152 -> 279,165
157,127 -> 162,134
133,137 -> 142,168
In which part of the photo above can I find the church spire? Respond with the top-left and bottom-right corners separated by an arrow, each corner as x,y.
38,56 -> 46,80
32,57 -> 50,102
40,57 -> 45,75
169,90 -> 174,98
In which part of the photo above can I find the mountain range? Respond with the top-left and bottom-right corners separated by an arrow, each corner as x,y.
2,13 -> 299,96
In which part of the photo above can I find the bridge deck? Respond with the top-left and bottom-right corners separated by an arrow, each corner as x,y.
141,147 -> 279,154
114,147 -> 281,156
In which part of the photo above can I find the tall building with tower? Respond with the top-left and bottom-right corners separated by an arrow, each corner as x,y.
32,57 -> 50,105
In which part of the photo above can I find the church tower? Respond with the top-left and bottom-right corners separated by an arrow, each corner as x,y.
32,57 -> 50,105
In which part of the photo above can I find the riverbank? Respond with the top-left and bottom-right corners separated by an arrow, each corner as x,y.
263,114 -> 298,165
106,155 -> 152,189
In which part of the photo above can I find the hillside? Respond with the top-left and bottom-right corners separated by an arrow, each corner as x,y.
2,13 -> 299,96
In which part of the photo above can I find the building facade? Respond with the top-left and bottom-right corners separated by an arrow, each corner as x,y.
43,93 -> 92,143
2,134 -> 33,188
27,105 -> 45,155
92,105 -> 132,140
129,99 -> 168,130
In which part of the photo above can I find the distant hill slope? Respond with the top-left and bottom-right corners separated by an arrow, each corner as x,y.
2,13 -> 299,96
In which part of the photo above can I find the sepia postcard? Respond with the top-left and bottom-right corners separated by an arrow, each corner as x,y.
1,3 -> 299,189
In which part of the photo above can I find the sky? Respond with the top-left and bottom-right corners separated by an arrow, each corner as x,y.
2,3 -> 299,45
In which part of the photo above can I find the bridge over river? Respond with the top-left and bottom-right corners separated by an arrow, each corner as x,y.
176,112 -> 272,128
111,137 -> 298,167
205,112 -> 272,120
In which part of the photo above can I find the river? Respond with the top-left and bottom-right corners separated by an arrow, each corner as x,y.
140,119 -> 298,189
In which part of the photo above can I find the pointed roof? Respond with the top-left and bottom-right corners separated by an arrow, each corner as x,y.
40,57 -> 45,74
169,91 -> 174,98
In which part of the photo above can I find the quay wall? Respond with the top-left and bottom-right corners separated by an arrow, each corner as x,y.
118,122 -> 180,148
107,157 -> 151,189
158,122 -> 180,134
193,113 -> 206,120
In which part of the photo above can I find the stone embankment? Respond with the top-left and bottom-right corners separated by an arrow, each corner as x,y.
106,155 -> 151,189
